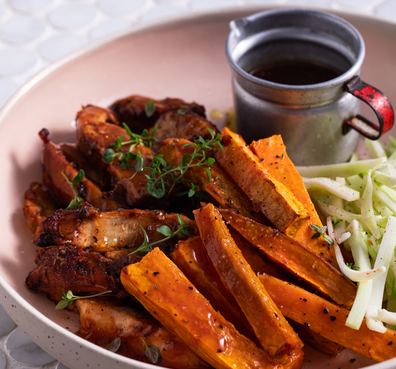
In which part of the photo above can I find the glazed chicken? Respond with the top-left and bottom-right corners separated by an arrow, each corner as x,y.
23,94 -> 396,369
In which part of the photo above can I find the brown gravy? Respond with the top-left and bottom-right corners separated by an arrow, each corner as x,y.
249,60 -> 343,85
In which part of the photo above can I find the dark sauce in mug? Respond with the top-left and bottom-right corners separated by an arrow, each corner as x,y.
249,60 -> 343,85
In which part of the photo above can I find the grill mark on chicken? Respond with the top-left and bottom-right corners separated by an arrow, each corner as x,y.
34,205 -> 198,253
76,298 -> 211,368
109,95 -> 206,134
25,246 -> 141,302
149,109 -> 218,149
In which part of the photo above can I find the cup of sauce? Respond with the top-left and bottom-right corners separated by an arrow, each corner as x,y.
226,8 -> 394,165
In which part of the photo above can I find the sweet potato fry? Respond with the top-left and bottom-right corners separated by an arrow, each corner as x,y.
219,209 -> 356,308
121,248 -> 281,369
259,274 -> 396,362
287,321 -> 344,357
214,127 -> 309,237
194,204 -> 304,369
76,298 -> 211,368
170,237 -> 258,344
250,136 -> 338,266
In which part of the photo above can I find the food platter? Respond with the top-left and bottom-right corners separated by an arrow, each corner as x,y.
0,5 -> 396,369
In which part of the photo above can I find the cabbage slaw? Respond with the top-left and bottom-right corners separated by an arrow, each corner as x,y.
297,138 -> 396,333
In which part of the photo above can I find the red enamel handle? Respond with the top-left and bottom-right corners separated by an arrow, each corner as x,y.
344,75 -> 394,139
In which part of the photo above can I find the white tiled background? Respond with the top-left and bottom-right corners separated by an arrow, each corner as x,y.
0,0 -> 395,368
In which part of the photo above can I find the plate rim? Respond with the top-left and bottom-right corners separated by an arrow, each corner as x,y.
0,4 -> 395,369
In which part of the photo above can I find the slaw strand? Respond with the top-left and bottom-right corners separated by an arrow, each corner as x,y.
365,138 -> 387,159
365,216 -> 396,333
317,201 -> 362,222
361,168 -> 381,239
302,177 -> 360,201
344,220 -> 374,329
326,218 -> 385,283
296,157 -> 386,178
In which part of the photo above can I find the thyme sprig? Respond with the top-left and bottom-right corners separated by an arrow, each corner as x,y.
144,128 -> 222,199
130,214 -> 191,255
141,338 -> 159,364
106,337 -> 121,353
62,169 -> 85,210
103,123 -> 158,170
310,224 -> 334,245
55,290 -> 112,310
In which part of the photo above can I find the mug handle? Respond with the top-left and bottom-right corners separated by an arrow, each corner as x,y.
343,75 -> 394,139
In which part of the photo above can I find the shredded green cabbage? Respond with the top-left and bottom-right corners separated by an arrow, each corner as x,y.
297,138 -> 396,332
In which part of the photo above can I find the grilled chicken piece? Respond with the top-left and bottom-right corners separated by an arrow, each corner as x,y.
76,105 -> 157,207
39,128 -> 105,209
76,105 -> 123,189
109,95 -> 206,134
76,298 -> 211,368
158,138 -> 262,222
150,110 -> 218,146
60,143 -> 104,190
23,182 -> 58,239
26,246 -> 141,302
34,205 -> 198,253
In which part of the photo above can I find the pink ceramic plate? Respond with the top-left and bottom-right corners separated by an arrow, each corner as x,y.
0,6 -> 395,369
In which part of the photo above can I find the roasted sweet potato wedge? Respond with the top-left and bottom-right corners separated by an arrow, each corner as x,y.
220,209 -> 356,308
121,248 -> 281,369
194,204 -> 304,369
259,274 -> 396,362
214,127 -> 309,237
170,237 -> 258,344
287,320 -> 344,357
250,136 -> 338,267
76,298 -> 211,368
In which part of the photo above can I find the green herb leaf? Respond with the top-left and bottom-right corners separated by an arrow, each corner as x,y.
103,148 -> 117,163
55,290 -> 112,310
157,225 -> 173,237
62,170 -> 86,210
106,337 -> 121,353
145,100 -> 156,118
72,169 -> 85,185
177,109 -> 187,115
310,223 -> 334,245
141,338 -> 159,364
130,226 -> 153,254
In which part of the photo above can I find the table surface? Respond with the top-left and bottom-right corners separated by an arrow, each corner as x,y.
1,0 -> 396,368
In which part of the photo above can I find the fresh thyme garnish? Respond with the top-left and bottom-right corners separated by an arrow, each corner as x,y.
141,338 -> 159,364
310,224 -> 334,245
103,123 -> 157,170
55,290 -> 112,310
131,214 -> 191,255
346,262 -> 360,271
145,100 -> 156,118
63,169 -> 85,210
144,128 -> 222,199
106,337 -> 121,353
